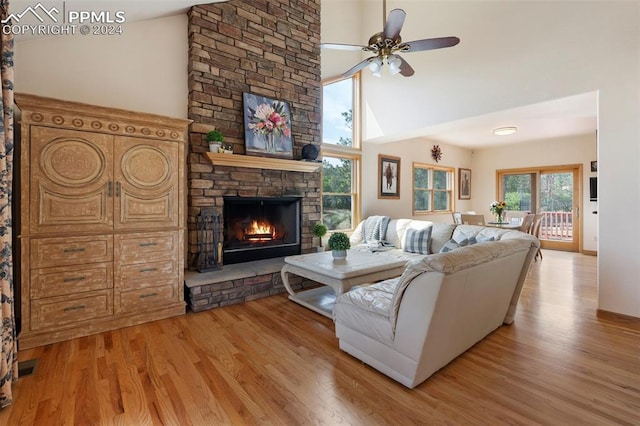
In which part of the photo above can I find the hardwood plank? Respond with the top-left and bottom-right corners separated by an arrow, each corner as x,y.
2,251 -> 639,425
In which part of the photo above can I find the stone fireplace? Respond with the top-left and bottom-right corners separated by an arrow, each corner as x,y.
223,196 -> 301,264
184,1 -> 322,310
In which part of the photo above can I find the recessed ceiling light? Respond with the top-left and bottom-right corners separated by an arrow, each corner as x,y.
493,126 -> 518,136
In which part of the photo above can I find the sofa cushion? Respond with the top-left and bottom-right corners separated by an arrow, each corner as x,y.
429,223 -> 457,254
439,235 -> 477,253
403,227 -> 432,255
439,238 -> 462,253
334,278 -> 399,345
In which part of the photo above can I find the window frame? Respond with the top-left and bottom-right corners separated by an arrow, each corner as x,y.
412,162 -> 455,215
321,74 -> 361,232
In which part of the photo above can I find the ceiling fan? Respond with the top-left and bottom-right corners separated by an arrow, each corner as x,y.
321,0 -> 460,78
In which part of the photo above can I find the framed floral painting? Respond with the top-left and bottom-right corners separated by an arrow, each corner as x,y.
243,93 -> 293,159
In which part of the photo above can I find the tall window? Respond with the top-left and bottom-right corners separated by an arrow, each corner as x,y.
413,163 -> 454,214
322,75 -> 361,231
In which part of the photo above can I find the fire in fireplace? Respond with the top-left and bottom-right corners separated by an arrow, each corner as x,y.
243,220 -> 277,241
223,196 -> 301,264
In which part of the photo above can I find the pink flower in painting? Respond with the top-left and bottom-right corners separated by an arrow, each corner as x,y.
247,100 -> 290,138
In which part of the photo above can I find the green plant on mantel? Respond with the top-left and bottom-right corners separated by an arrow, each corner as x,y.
328,232 -> 350,251
206,129 -> 224,142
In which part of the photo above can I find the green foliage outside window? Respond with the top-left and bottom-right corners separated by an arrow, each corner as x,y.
413,165 -> 453,213
322,157 -> 353,230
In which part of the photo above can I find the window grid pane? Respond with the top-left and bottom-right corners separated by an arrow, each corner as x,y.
322,79 -> 353,147
413,164 -> 454,213
322,156 -> 354,231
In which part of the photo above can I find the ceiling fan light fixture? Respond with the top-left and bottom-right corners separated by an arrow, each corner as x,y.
369,57 -> 383,77
388,54 -> 402,75
493,126 -> 518,136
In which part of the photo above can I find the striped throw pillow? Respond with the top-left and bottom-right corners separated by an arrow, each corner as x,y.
403,227 -> 432,255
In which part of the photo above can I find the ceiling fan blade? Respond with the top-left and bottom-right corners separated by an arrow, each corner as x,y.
383,8 -> 406,40
320,43 -> 368,52
400,36 -> 460,53
341,58 -> 375,79
398,56 -> 415,77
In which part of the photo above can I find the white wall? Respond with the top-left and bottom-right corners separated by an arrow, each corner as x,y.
471,133 -> 598,252
320,0 -> 364,80
362,139 -> 473,222
323,1 -> 640,317
14,14 -> 189,118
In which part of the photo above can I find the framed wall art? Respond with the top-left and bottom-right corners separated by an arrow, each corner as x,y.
378,154 -> 400,199
243,92 -> 293,159
458,168 -> 471,200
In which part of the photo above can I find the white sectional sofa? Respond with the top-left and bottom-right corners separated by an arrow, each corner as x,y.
334,217 -> 540,388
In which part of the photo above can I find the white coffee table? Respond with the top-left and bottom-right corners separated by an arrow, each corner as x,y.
281,250 -> 406,318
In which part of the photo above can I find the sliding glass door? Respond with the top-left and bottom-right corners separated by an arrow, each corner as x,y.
498,165 -> 581,252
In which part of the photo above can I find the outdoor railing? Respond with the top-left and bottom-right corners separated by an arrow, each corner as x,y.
540,211 -> 573,240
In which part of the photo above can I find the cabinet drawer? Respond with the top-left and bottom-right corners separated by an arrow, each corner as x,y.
31,263 -> 113,299
31,235 -> 113,268
31,290 -> 113,330
116,231 -> 179,264
120,285 -> 176,311
118,260 -> 177,291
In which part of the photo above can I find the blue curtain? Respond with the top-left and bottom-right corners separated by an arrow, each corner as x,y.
0,0 -> 16,409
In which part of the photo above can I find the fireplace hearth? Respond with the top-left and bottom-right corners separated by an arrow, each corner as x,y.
223,196 -> 301,264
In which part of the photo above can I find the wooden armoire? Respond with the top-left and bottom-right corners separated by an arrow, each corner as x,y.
15,93 -> 191,349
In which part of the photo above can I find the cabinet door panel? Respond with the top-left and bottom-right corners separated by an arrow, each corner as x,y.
30,126 -> 114,233
114,137 -> 180,229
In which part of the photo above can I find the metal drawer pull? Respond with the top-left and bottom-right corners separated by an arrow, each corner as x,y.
139,242 -> 157,247
139,292 -> 158,299
139,267 -> 158,273
63,304 -> 86,312
63,247 -> 86,253
63,276 -> 86,283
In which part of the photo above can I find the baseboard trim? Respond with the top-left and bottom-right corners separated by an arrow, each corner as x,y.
583,250 -> 597,256
596,309 -> 640,329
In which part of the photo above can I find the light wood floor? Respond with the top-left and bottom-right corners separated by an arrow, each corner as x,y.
2,251 -> 639,425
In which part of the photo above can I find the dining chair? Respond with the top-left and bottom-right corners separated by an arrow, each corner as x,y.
452,212 -> 462,225
519,213 -> 535,233
461,214 -> 485,226
530,213 -> 544,261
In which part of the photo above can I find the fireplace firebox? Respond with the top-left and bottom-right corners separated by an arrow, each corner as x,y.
223,196 -> 301,264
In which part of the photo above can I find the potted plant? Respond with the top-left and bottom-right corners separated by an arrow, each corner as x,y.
328,232 -> 350,260
206,129 -> 224,153
312,223 -> 328,252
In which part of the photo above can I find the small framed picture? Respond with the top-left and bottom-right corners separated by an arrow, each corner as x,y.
378,154 -> 400,199
458,168 -> 471,200
591,161 -> 597,172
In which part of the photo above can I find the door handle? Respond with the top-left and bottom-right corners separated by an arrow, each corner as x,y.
115,181 -> 121,197
107,181 -> 112,197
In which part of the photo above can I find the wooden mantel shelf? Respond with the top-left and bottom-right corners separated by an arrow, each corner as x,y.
204,152 -> 321,173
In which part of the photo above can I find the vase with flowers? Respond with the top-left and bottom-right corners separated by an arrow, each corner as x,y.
490,201 -> 507,224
